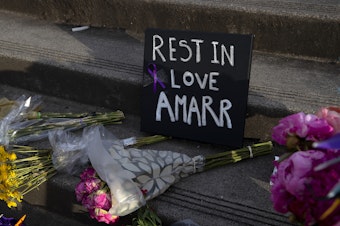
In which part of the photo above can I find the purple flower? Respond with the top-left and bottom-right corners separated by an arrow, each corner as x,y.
272,112 -> 333,146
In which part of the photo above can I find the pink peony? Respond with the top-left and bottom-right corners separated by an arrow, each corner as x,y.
317,107 -> 340,134
271,150 -> 340,225
272,112 -> 333,145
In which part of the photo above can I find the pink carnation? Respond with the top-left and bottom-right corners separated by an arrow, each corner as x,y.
272,112 -> 333,145
317,107 -> 340,134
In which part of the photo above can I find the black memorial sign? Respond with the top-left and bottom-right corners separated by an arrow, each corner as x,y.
141,28 -> 254,147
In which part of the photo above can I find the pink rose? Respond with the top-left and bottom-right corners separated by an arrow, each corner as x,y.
317,107 -> 340,134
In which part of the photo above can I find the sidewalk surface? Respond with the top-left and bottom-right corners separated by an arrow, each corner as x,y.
0,2 -> 339,226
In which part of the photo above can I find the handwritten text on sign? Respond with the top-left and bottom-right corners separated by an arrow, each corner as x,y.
141,29 -> 253,147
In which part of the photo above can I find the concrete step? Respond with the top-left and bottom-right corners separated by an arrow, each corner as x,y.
0,10 -> 339,118
1,0 -> 339,60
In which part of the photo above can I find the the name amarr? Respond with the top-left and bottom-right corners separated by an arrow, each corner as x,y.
155,91 -> 232,128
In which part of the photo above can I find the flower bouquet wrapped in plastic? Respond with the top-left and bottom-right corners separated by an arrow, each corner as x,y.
0,95 -> 125,145
270,107 -> 340,226
49,125 -> 273,224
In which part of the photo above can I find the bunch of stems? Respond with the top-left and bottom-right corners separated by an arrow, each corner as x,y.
8,111 -> 125,143
24,111 -> 101,119
127,135 -> 171,148
203,141 -> 273,171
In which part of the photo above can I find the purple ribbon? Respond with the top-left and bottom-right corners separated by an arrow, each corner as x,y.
147,63 -> 166,93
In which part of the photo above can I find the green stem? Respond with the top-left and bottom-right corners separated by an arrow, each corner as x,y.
203,141 -> 273,171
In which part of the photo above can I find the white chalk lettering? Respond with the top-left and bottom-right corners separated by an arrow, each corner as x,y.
179,40 -> 192,62
210,41 -> 235,67
201,96 -> 220,126
183,71 -> 194,87
171,69 -> 219,91
152,36 -> 204,63
220,99 -> 232,128
221,45 -> 234,66
209,72 -> 219,91
155,91 -> 175,122
191,39 -> 204,63
170,69 -> 181,89
152,35 -> 166,62
194,73 -> 209,90
175,95 -> 187,123
155,92 -> 232,128
169,37 -> 177,61
187,96 -> 201,126
211,41 -> 219,64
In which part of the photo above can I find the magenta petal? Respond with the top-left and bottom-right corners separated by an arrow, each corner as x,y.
313,133 -> 340,149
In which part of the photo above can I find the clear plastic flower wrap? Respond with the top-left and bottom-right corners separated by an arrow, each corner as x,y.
48,129 -> 89,175
0,95 -> 125,145
0,95 -> 42,145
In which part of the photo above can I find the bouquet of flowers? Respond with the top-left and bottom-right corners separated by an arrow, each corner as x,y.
0,145 -> 56,208
0,95 -> 125,145
48,125 -> 273,224
270,106 -> 340,226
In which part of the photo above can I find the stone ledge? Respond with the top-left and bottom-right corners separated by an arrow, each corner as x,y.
1,0 -> 339,60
